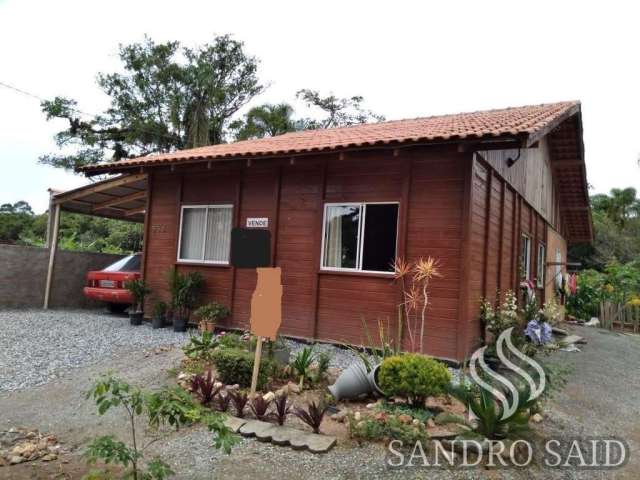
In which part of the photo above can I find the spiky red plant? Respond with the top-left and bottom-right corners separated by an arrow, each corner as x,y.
294,400 -> 328,434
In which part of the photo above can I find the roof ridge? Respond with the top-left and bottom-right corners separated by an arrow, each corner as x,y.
275,100 -> 580,136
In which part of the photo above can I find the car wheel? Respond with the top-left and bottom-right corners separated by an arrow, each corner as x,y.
107,303 -> 128,314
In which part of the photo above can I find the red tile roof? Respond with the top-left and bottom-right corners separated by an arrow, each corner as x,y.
79,101 -> 580,173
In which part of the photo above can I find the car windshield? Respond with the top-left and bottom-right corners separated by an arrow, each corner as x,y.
102,254 -> 141,272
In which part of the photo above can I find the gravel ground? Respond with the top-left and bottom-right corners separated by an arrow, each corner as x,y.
0,309 -> 190,392
1,311 -> 637,479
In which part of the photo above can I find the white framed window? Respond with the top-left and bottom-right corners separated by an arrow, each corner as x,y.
177,205 -> 233,264
320,202 -> 399,273
520,234 -> 531,280
537,242 -> 546,289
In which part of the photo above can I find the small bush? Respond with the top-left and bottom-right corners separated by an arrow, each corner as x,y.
376,400 -> 433,423
378,354 -> 451,407
211,348 -> 272,389
348,415 -> 428,444
218,332 -> 243,349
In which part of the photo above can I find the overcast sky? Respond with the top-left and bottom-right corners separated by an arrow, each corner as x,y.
1,0 -> 638,213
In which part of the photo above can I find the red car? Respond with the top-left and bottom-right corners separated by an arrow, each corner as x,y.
84,253 -> 142,312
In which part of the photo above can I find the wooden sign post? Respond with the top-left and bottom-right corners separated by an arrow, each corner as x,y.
250,337 -> 263,396
249,267 -> 282,396
230,228 -> 281,397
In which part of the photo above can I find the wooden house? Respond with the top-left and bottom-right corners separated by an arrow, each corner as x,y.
79,101 -> 591,361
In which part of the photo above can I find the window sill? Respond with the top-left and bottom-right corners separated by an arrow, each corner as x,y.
175,261 -> 231,268
318,269 -> 395,280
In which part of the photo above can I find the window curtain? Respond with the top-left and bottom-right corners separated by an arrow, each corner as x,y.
180,208 -> 206,260
324,210 -> 343,268
204,207 -> 232,262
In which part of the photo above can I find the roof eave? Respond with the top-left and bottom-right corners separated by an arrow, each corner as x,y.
77,133 -> 529,177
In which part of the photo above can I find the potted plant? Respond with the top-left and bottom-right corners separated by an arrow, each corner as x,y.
152,301 -> 167,329
125,279 -> 150,326
168,269 -> 204,332
195,302 -> 230,333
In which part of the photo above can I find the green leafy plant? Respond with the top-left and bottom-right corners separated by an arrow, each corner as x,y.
211,348 -> 272,389
348,415 -> 428,444
313,351 -> 331,384
376,400 -> 433,423
85,374 -> 235,480
125,279 -> 150,313
146,386 -> 200,431
444,382 -> 535,440
167,269 -> 204,322
201,412 -> 239,454
85,376 -> 179,479
290,346 -> 316,389
217,332 -> 243,349
229,391 -> 249,418
294,400 -> 328,434
480,290 -> 519,338
195,302 -> 230,323
153,301 -> 167,319
272,393 -> 291,426
183,331 -> 219,362
378,354 -> 451,407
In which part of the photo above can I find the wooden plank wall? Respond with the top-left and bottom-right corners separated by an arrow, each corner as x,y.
142,147 -> 469,360
479,138 -> 556,227
464,154 -> 551,352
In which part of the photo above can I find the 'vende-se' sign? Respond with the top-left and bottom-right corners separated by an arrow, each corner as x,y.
246,217 -> 269,228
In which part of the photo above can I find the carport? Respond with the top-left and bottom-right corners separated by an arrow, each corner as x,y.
44,173 -> 148,308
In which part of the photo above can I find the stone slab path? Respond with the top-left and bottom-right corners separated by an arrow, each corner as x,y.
226,418 -> 336,453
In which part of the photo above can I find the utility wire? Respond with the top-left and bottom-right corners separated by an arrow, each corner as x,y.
0,79 -> 180,143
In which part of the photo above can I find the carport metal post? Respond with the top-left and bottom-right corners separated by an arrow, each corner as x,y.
43,203 -> 61,309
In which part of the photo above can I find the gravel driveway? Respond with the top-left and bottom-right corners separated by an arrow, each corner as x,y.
0,309 -> 190,392
0,311 -> 638,479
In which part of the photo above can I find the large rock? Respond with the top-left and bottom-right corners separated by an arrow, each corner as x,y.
9,455 -> 25,465
286,381 -> 301,394
11,442 -> 36,458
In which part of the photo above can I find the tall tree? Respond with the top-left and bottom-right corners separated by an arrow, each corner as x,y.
230,91 -> 385,141
569,187 -> 640,269
296,89 -> 385,129
40,35 -> 263,170
230,103 -> 299,140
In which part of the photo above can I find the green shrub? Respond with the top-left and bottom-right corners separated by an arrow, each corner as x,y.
348,415 -> 428,444
211,348 -> 272,389
218,332 -> 243,349
376,400 -> 433,423
378,354 -> 451,407
195,302 -> 230,323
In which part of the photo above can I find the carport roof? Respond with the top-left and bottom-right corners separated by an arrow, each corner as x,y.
50,174 -> 147,223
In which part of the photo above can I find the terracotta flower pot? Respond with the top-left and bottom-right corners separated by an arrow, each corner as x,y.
200,321 -> 216,333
